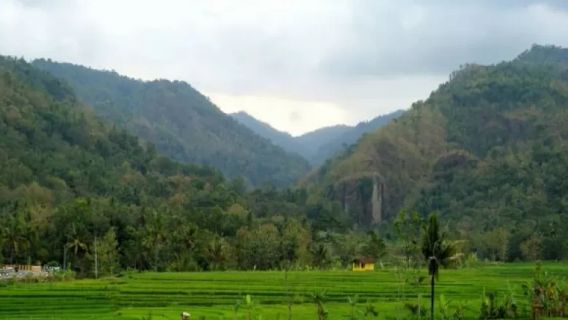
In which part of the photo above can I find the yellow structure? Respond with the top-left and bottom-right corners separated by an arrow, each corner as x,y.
352,257 -> 375,272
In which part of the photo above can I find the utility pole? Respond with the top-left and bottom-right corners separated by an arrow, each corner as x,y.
94,235 -> 98,279
63,245 -> 67,270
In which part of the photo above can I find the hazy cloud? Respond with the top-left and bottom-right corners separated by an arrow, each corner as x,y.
1,0 -> 567,134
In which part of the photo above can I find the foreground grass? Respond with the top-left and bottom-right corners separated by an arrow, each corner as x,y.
0,263 -> 566,319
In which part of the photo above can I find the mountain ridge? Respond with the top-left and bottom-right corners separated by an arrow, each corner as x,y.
231,109 -> 404,165
32,59 -> 311,187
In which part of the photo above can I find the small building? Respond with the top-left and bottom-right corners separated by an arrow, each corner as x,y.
352,257 -> 375,272
0,264 -> 45,279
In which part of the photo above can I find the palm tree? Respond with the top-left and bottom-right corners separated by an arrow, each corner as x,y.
66,223 -> 88,271
3,214 -> 30,264
421,213 -> 456,320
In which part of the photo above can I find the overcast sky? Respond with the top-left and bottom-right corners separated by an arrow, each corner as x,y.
1,0 -> 568,135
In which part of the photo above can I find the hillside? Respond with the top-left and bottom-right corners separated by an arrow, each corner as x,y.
0,57 -> 223,202
310,45 -> 568,259
0,56 -> 352,273
306,110 -> 405,164
230,111 -> 303,156
0,56 -> 234,267
31,60 -> 310,187
232,110 -> 404,165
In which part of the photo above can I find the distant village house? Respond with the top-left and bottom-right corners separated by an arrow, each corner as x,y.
352,257 -> 375,272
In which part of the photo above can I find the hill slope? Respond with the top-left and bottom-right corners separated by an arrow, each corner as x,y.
0,56 -> 229,207
305,110 -> 405,164
230,111 -> 303,156
0,57 -> 336,272
310,45 -> 568,258
31,60 -> 310,187
232,110 -> 404,165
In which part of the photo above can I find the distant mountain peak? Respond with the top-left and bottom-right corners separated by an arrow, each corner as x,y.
233,109 -> 405,165
516,44 -> 568,65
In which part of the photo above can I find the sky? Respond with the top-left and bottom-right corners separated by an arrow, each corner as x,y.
1,1 -> 568,135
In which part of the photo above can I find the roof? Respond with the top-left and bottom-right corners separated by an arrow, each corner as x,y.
353,257 -> 376,264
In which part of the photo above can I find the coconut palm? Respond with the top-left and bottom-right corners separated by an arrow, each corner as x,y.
421,213 -> 457,320
66,223 -> 88,271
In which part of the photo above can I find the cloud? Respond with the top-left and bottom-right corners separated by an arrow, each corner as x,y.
321,1 -> 568,77
1,0 -> 567,134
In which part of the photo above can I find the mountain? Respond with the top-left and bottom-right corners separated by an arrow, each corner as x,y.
304,110 -> 405,164
232,110 -> 404,165
296,125 -> 353,162
0,56 -> 336,272
308,45 -> 568,259
31,60 -> 311,187
230,111 -> 303,156
0,56 -> 228,206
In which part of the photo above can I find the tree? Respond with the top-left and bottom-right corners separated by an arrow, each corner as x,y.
235,223 -> 280,270
480,228 -> 510,261
394,210 -> 423,267
362,231 -> 386,263
3,212 -> 29,264
94,228 -> 119,276
66,225 -> 88,272
520,234 -> 543,261
142,210 -> 167,271
421,213 -> 457,320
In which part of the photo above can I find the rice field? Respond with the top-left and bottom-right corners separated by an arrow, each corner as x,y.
0,263 -> 566,320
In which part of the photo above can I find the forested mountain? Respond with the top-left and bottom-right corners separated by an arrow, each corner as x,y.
309,45 -> 568,260
31,60 -> 310,187
304,110 -> 405,164
232,110 -> 404,165
0,56 -> 357,274
230,111 -> 303,156
295,125 -> 352,163
2,44 -> 565,274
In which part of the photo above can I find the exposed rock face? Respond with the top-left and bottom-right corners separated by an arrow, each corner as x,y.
371,179 -> 383,224
335,172 -> 384,226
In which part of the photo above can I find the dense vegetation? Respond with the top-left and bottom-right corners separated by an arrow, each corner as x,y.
31,59 -> 311,187
2,45 -> 568,280
0,264 -> 566,319
232,110 -> 404,165
0,56 -> 373,276
310,45 -> 568,261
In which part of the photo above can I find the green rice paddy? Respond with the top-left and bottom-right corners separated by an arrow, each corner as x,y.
0,263 -> 566,319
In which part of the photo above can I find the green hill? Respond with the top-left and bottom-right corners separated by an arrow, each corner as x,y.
0,56 -> 223,203
310,45 -> 568,259
31,59 -> 310,187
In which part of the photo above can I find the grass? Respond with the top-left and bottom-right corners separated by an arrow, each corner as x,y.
0,263 -> 566,319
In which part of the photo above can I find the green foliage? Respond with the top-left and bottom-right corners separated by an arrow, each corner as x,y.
311,45 -> 568,262
0,56 -> 350,275
522,264 -> 568,319
32,59 -> 311,187
311,290 -> 328,320
479,289 -> 518,319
